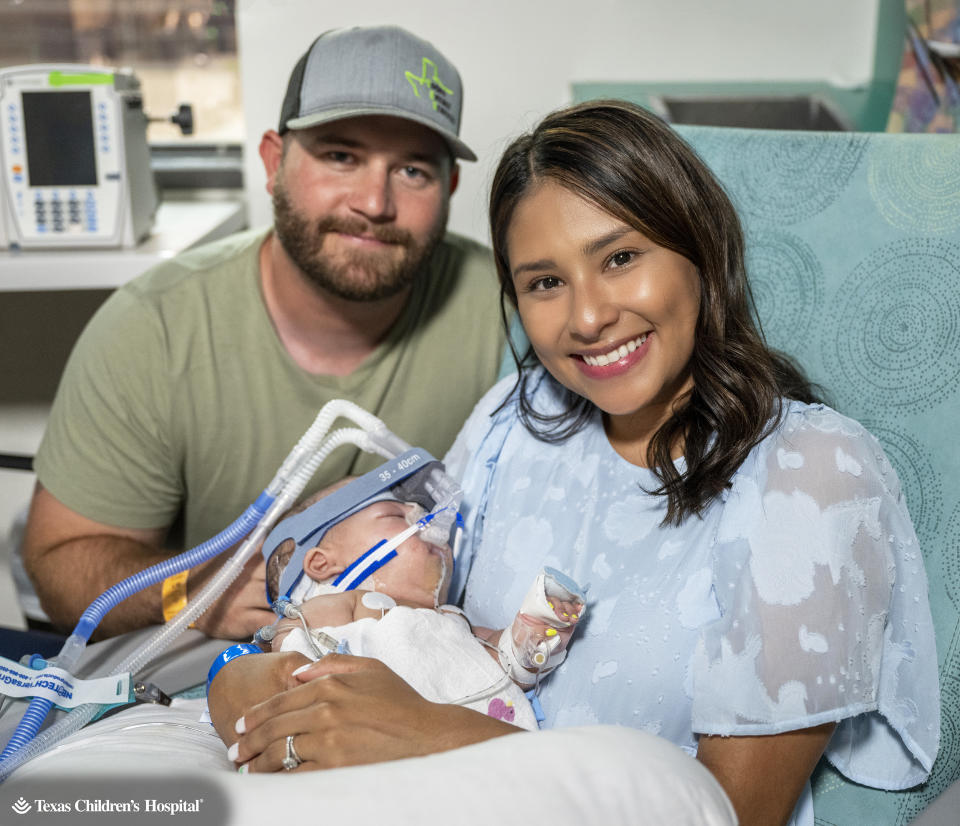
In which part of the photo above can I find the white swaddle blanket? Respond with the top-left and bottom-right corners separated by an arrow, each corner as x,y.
279,605 -> 539,730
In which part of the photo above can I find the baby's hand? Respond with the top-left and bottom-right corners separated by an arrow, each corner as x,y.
546,595 -> 584,626
507,569 -> 587,674
510,601 -> 583,671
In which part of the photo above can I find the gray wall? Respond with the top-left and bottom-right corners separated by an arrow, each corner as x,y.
237,0 -> 881,243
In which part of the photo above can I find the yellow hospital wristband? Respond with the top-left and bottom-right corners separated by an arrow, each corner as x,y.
161,570 -> 189,622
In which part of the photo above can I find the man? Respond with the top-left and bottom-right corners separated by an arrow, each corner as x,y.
22,25 -> 506,642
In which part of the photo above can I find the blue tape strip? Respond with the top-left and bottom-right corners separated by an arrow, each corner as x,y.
341,550 -> 397,591
332,539 -> 386,587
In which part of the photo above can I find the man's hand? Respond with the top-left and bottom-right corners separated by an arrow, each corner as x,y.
226,654 -> 519,772
189,552 -> 274,640
24,484 -> 168,637
24,484 -> 271,640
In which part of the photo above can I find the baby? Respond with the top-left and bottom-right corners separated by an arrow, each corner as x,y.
256,486 -> 586,729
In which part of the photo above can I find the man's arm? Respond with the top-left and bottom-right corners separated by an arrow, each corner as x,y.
23,484 -> 273,640
23,484 -> 168,637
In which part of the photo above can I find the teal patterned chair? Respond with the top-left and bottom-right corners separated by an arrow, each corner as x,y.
678,126 -> 960,825
499,126 -> 960,823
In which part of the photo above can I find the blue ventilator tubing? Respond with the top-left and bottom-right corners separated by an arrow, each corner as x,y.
0,493 -> 274,764
0,398 -> 450,781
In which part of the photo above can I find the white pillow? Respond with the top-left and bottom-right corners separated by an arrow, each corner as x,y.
7,700 -> 735,825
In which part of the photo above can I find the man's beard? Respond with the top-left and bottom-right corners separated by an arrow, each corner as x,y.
272,178 -> 447,302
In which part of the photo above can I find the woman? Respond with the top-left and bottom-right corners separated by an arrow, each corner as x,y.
216,101 -> 939,826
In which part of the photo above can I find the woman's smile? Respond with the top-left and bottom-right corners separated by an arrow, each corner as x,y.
574,331 -> 651,376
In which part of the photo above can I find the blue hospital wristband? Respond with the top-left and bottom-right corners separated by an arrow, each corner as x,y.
206,642 -> 263,695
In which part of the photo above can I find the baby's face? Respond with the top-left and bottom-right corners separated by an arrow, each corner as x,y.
326,500 -> 453,607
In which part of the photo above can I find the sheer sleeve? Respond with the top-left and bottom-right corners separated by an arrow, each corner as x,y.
691,403 -> 939,789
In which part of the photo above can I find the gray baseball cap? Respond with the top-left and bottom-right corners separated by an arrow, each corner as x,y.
278,25 -> 476,162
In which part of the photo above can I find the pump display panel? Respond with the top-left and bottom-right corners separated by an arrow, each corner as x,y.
22,91 -> 98,187
0,65 -> 157,249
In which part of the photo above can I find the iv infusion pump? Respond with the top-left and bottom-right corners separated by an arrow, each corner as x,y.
0,64 -> 159,250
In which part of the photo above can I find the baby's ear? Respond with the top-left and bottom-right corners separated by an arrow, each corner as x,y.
303,546 -> 343,581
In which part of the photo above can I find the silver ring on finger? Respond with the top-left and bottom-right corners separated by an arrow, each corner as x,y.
282,734 -> 303,771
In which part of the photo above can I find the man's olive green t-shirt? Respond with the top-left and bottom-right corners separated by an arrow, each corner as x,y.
34,228 -> 506,549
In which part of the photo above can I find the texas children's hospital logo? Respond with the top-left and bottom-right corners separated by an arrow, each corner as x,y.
10,795 -> 204,816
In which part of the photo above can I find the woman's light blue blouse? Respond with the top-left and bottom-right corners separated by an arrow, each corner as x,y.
444,369 -> 939,792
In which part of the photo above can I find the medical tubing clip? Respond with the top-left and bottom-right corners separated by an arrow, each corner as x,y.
0,494 -> 274,765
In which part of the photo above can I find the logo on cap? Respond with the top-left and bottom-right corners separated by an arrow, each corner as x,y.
405,58 -> 455,124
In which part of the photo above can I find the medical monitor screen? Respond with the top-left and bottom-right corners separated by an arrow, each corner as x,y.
22,91 -> 97,187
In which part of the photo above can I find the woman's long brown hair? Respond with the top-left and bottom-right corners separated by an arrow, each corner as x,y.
490,100 -> 821,525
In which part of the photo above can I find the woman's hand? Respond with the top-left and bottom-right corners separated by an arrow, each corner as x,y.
228,654 -> 520,772
207,650 -> 310,747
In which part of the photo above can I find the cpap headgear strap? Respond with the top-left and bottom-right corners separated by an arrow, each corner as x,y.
262,449 -> 458,605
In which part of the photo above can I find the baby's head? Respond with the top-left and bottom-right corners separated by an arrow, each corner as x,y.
265,480 -> 454,609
